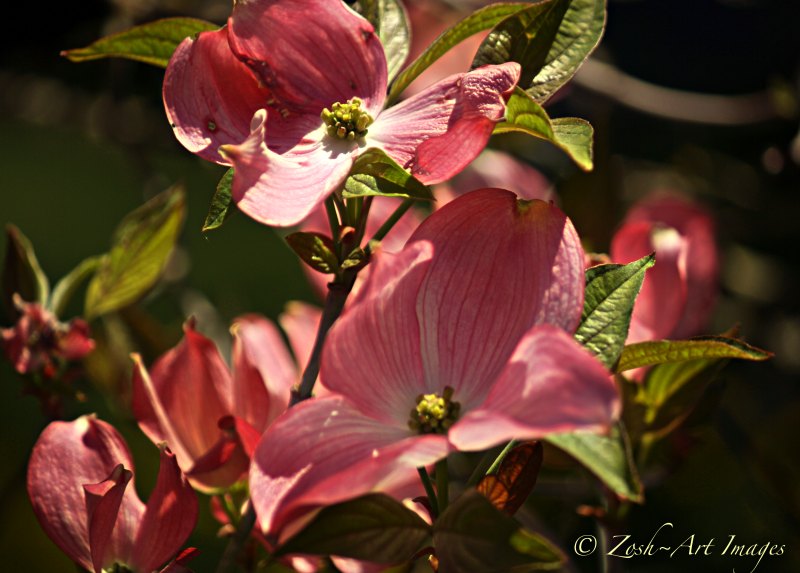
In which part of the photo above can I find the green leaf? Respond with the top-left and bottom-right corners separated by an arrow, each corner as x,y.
355,0 -> 410,83
85,186 -> 186,320
343,148 -> 433,200
49,256 -> 103,318
493,88 -> 594,170
62,18 -> 218,68
472,0 -> 605,103
575,254 -> 655,369
2,225 -> 49,318
277,494 -> 430,564
285,232 -> 340,274
616,337 -> 772,373
202,169 -> 235,233
546,423 -> 644,502
434,490 -> 564,573
387,3 -> 530,104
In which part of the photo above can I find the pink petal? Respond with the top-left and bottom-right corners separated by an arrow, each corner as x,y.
368,63 -> 520,184
409,189 -> 586,409
322,243 -> 433,423
220,110 -> 357,226
449,326 -> 620,451
27,416 -> 145,572
232,314 -> 298,431
84,465 -> 133,573
228,0 -> 387,115
249,395 -> 448,538
59,318 -> 95,360
278,302 -> 322,371
183,416 -> 252,488
159,548 -> 200,573
163,27 -> 270,164
132,448 -> 198,573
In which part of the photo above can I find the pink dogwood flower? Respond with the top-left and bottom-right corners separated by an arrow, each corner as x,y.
131,310 -> 318,492
611,193 -> 718,344
163,0 -> 520,226
1,296 -> 93,378
249,189 -> 620,538
27,415 -> 198,573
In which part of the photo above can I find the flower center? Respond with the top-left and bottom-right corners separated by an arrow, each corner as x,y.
408,386 -> 461,435
321,97 -> 373,141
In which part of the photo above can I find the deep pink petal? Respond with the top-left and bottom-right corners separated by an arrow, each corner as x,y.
132,448 -> 198,573
278,302 -> 322,371
59,319 -> 95,360
163,27 -> 270,164
228,0 -> 387,115
220,110 -> 357,226
322,243 -> 433,423
27,416 -> 144,572
159,548 -> 200,573
249,395 -> 448,538
409,189 -> 585,409
449,326 -> 620,451
183,416 -> 252,489
131,321 -> 233,472
232,314 -> 297,431
368,63 -> 520,184
84,465 -> 133,573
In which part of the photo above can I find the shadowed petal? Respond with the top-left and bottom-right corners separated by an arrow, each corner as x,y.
220,110 -> 357,226
368,63 -> 520,184
228,0 -> 387,115
409,190 -> 585,409
132,449 -> 198,573
163,27 -> 270,164
84,465 -> 133,573
279,302 -> 322,371
249,395 -> 448,538
27,416 -> 144,572
449,326 -> 620,451
159,548 -> 200,573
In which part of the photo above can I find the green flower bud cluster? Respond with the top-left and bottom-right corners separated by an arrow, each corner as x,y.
408,386 -> 461,434
321,97 -> 373,141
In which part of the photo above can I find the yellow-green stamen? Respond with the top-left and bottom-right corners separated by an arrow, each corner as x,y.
321,97 -> 373,141
409,386 -> 461,435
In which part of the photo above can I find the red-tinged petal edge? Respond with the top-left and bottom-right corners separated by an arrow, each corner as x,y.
84,465 -> 133,573
159,547 -> 200,573
368,63 -> 520,185
183,416 -> 252,491
449,326 -> 620,451
228,0 -> 387,115
132,448 -> 199,573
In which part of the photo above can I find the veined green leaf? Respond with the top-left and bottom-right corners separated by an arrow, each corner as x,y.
617,337 -> 771,373
575,254 -> 655,369
473,0 -> 605,103
202,169 -> 234,233
355,0 -> 411,83
546,423 -> 643,502
62,18 -> 218,68
277,494 -> 430,564
85,186 -> 185,319
285,232 -> 340,275
343,148 -> 433,200
387,3 -> 530,104
2,225 -> 50,317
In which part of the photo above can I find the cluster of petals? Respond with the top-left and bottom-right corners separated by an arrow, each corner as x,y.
131,306 -> 319,492
1,296 -> 93,377
27,415 -> 197,573
611,192 -> 718,344
249,188 -> 621,539
163,0 -> 520,226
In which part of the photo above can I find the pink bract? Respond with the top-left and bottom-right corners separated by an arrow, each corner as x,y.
249,189 -> 620,539
611,193 -> 719,344
131,308 -> 320,492
163,0 -> 520,226
27,416 -> 197,573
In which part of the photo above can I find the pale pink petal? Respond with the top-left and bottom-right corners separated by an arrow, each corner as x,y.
27,416 -> 145,572
278,302 -> 322,371
163,27 -> 270,164
409,189 -> 585,409
232,314 -> 298,430
249,395 -> 449,538
322,244 -> 433,423
228,0 -> 387,115
220,110 -> 357,226
368,63 -> 520,184
132,449 -> 198,573
449,326 -> 620,451
84,466 -> 133,573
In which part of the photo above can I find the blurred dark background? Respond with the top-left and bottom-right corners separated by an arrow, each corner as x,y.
1,0 -> 799,571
